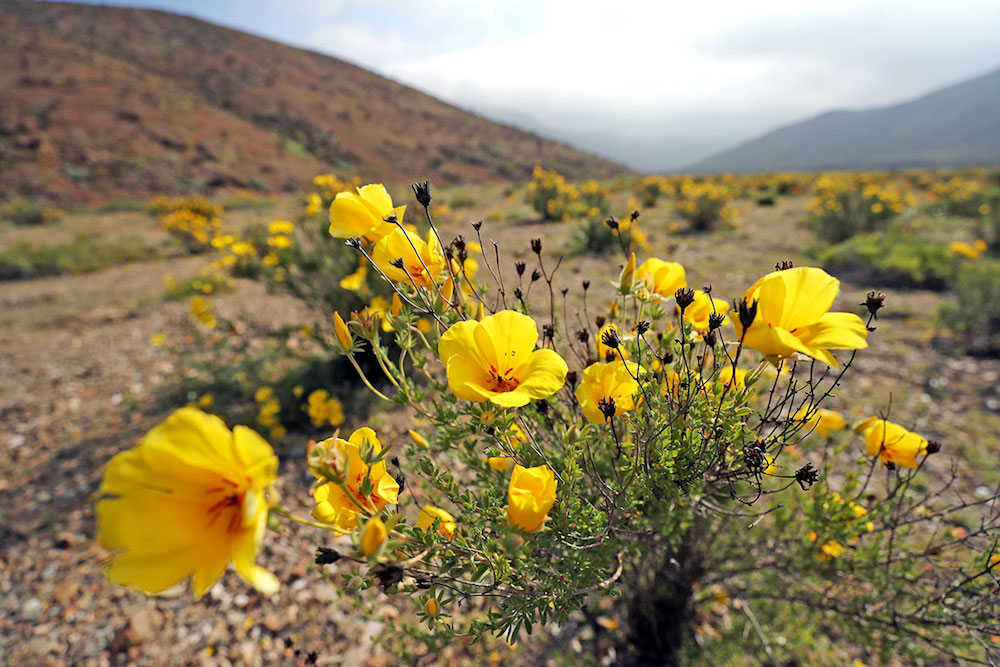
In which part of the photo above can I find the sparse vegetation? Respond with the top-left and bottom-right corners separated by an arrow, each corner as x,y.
0,234 -> 161,279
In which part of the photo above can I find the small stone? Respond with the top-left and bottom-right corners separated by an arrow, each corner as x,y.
129,608 -> 164,640
22,597 -> 44,621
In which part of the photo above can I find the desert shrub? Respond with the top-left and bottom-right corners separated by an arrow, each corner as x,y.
96,177 -> 1000,667
674,178 -> 740,231
449,194 -> 479,209
816,232 -> 956,290
807,173 -> 916,243
939,258 -> 1000,355
157,178 -> 408,443
635,175 -> 672,208
222,189 -> 270,210
577,179 -> 610,219
574,210 -> 650,256
0,234 -> 160,279
1,196 -> 63,226
149,195 -> 225,253
525,166 -> 580,221
162,270 -> 235,299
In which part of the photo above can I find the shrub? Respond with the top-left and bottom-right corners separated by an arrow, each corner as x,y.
525,166 -> 579,221
97,179 -> 1000,666
149,195 -> 225,253
1,197 -> 63,226
939,258 -> 1000,355
635,175 -> 672,208
807,173 -> 916,243
674,178 -> 740,231
816,232 -> 956,290
0,234 -> 160,280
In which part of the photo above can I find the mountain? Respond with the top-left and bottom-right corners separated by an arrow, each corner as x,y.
689,67 -> 1000,173
475,109 -> 734,173
0,1 -> 626,204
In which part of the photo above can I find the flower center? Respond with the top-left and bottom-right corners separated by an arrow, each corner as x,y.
205,477 -> 245,534
489,366 -> 521,392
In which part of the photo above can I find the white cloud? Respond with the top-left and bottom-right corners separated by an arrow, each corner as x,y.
78,0 -> 1000,144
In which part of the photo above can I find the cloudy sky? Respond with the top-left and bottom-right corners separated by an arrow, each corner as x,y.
69,0 -> 1000,167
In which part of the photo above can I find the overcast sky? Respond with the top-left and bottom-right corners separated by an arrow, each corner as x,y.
67,0 -> 1000,154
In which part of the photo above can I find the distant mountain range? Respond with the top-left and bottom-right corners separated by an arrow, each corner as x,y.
0,1 -> 625,204
688,66 -> 1000,173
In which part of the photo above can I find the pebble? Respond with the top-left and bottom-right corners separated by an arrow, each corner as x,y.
22,597 -> 44,621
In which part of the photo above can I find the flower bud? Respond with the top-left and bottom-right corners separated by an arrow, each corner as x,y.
407,429 -> 430,449
619,252 -> 636,292
334,311 -> 352,350
530,238 -> 542,255
440,276 -> 455,302
360,516 -> 388,557
425,598 -> 440,618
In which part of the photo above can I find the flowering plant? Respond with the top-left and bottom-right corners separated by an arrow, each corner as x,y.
99,177 -> 1000,664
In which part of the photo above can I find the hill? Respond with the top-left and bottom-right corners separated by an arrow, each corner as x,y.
689,66 -> 1000,173
0,1 -> 625,204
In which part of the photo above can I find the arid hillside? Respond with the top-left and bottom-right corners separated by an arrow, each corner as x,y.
0,1 -> 626,204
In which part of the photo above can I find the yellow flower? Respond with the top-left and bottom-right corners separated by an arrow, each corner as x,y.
150,333 -> 167,347
717,366 -> 746,390
197,394 -> 214,408
267,235 -> 291,249
339,260 -> 367,291
576,360 -> 643,424
857,418 -> 928,468
372,228 -> 446,288
190,296 -> 216,329
311,427 -> 400,532
305,192 -> 322,217
438,310 -> 568,408
95,408 -> 279,597
407,429 -> 430,449
360,516 -> 388,557
733,267 -> 868,366
417,505 -> 457,540
307,389 -> 344,427
488,455 -> 515,472
507,464 -> 557,532
635,258 -> 686,299
680,291 -> 730,331
268,220 -> 294,235
793,407 -> 847,436
254,387 -> 273,403
949,240 -> 984,259
328,183 -> 405,241
820,540 -> 845,559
